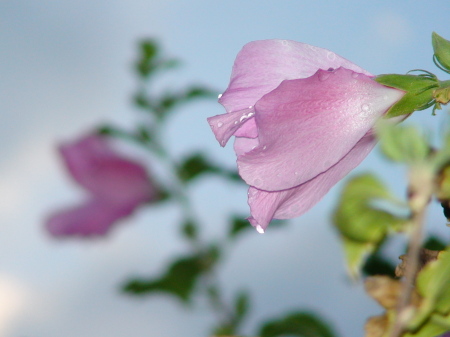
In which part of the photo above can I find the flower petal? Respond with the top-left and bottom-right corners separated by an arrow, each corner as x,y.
247,133 -> 377,231
237,68 -> 404,191
60,134 -> 156,204
207,107 -> 256,146
46,199 -> 135,237
234,136 -> 259,156
219,39 -> 373,113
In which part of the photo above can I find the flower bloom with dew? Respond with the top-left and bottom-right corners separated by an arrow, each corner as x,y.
46,134 -> 158,237
207,40 -> 405,233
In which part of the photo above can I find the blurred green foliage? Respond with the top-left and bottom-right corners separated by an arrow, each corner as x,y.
259,311 -> 338,337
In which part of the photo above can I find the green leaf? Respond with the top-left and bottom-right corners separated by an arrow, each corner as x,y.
184,86 -> 217,100
176,152 -> 219,182
376,122 -> 430,163
404,312 -> 450,337
181,220 -> 198,241
140,40 -> 159,61
133,92 -> 152,110
417,247 -> 450,316
134,39 -> 179,78
432,32 -> 450,73
228,217 -> 287,239
405,246 -> 450,331
229,216 -> 251,239
122,254 -> 206,303
375,74 -> 438,117
333,174 -> 406,277
135,126 -> 152,143
342,238 -> 376,278
424,236 -> 447,251
135,40 -> 159,77
333,174 -> 404,243
211,324 -> 235,336
235,291 -> 250,324
362,250 -> 396,277
259,311 -> 338,337
431,130 -> 450,170
437,165 -> 450,202
176,152 -> 241,183
153,86 -> 217,118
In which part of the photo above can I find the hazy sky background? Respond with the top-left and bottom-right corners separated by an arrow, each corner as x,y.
1,1 -> 450,336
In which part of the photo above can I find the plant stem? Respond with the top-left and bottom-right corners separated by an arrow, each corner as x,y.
390,165 -> 433,337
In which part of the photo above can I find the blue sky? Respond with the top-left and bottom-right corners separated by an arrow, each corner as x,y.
1,1 -> 450,336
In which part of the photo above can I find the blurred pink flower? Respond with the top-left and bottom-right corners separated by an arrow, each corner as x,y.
208,40 -> 404,233
46,134 -> 158,237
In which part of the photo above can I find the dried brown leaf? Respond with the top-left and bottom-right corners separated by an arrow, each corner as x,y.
365,314 -> 389,337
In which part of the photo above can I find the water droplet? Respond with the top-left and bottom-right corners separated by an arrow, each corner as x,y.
234,121 -> 238,125
327,67 -> 334,72
281,40 -> 288,46
360,104 -> 372,118
253,178 -> 262,186
294,171 -> 299,175
351,72 -> 359,79
327,51 -> 336,61
256,225 -> 265,234
240,112 -> 254,122
217,122 -> 223,128
318,71 -> 331,82
383,95 -> 388,100
221,140 -> 225,146
248,105 -> 253,109
218,93 -> 223,99
262,145 -> 267,150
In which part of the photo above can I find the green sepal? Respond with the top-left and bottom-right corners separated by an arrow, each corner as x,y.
434,82 -> 450,105
376,122 -> 430,164
375,74 -> 439,117
432,32 -> 450,74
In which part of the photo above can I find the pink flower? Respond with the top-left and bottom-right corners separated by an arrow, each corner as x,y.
207,40 -> 404,233
46,134 -> 158,237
